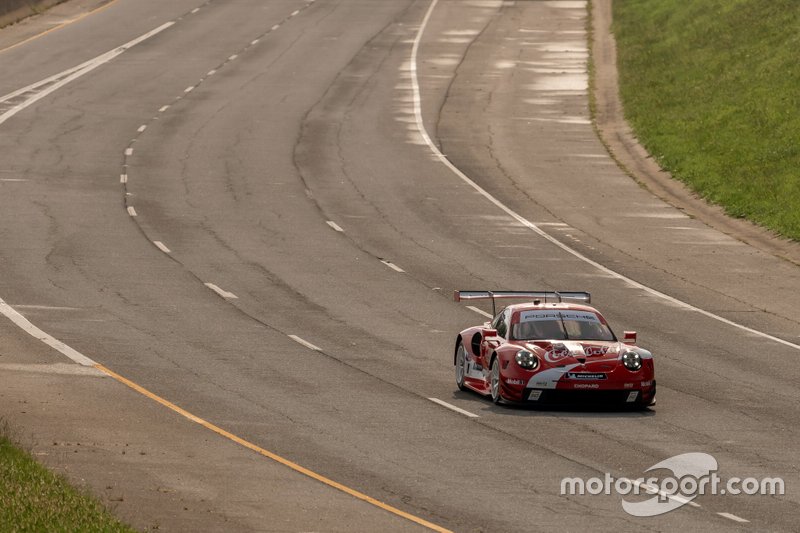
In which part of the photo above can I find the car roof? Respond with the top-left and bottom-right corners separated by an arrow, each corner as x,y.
506,302 -> 601,315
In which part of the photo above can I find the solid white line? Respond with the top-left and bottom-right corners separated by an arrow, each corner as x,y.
137,124 -> 147,133
0,298 -> 96,366
409,0 -> 800,353
0,22 -> 174,127
467,306 -> 493,318
326,220 -> 344,232
428,398 -> 479,418
127,206 -> 137,217
380,260 -> 405,273
288,334 -> 321,351
718,512 -> 749,523
204,283 -> 238,299
153,241 -> 171,253
0,178 -> 27,182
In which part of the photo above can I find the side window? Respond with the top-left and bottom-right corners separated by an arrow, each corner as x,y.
494,309 -> 510,339
491,309 -> 504,331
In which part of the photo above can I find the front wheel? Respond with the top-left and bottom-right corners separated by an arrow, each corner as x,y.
490,357 -> 503,404
455,345 -> 467,391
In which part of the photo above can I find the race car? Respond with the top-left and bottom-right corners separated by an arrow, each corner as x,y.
453,291 -> 655,408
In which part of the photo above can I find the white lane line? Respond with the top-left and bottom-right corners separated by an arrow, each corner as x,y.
124,147 -> 133,156
251,39 -> 260,45
291,9 -> 300,16
127,206 -> 137,217
204,283 -> 238,299
207,69 -> 217,76
718,512 -> 749,523
0,178 -> 27,182
159,105 -> 169,112
288,334 -> 322,351
380,260 -> 405,273
190,7 -> 200,14
326,220 -> 344,232
271,24 -> 280,31
153,241 -> 171,253
228,54 -> 238,61
137,124 -> 147,133
0,298 -> 96,366
120,174 -> 128,184
428,398 -> 479,418
0,22 -> 174,127
409,0 -> 800,354
184,86 -> 194,93
0,363 -> 104,376
467,306 -> 493,318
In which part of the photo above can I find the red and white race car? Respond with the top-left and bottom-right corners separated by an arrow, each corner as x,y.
453,291 -> 655,408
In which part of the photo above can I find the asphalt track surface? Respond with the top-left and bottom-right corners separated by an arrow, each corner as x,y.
0,0 -> 798,531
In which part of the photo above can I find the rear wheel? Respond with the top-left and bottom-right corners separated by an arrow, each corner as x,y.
490,357 -> 502,404
455,345 -> 467,391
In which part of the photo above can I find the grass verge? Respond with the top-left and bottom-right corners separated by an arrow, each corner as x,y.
0,426 -> 135,532
612,0 -> 800,240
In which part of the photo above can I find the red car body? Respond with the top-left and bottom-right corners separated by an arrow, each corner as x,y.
453,291 -> 655,408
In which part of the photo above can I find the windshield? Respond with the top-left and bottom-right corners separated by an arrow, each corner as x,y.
511,310 -> 615,341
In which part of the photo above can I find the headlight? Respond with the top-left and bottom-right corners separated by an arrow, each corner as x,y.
622,351 -> 642,371
515,350 -> 539,370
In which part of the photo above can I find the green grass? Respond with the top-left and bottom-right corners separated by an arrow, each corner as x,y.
612,0 -> 800,240
0,431 -> 135,532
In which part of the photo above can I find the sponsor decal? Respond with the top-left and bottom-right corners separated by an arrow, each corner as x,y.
528,390 -> 543,401
573,383 -> 600,389
583,345 -> 610,356
544,342 -> 571,363
567,372 -> 607,380
506,378 -> 525,385
640,380 -> 653,387
624,383 -> 634,389
520,310 -> 601,324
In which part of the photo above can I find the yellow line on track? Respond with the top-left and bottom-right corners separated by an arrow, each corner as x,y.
0,0 -> 121,55
94,363 -> 452,533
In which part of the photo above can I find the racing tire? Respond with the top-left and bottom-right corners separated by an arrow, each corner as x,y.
455,345 -> 467,391
489,357 -> 503,404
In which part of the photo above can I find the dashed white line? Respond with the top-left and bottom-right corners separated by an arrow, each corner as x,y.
159,105 -> 170,112
428,398 -> 479,418
127,206 -> 137,217
326,220 -> 344,232
380,260 -> 405,273
207,69 -> 217,76
153,241 -> 171,253
467,306 -> 493,318
137,124 -> 147,133
251,39 -> 260,45
184,86 -> 194,93
228,54 -> 238,61
291,9 -> 300,16
190,7 -> 200,13
271,24 -> 280,31
204,283 -> 238,299
718,512 -> 749,523
288,334 -> 321,351
120,174 -> 128,184
124,147 -> 133,156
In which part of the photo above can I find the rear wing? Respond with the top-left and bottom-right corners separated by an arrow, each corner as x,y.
454,290 -> 591,316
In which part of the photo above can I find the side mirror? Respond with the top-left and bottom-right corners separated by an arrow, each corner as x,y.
623,331 -> 637,344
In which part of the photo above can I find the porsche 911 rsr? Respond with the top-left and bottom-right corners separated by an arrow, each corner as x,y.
453,291 -> 655,408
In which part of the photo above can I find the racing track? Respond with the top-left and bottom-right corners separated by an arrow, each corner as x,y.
0,0 -> 798,531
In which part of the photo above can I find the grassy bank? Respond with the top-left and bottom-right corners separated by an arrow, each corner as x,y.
0,433 -> 134,532
612,0 -> 800,240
